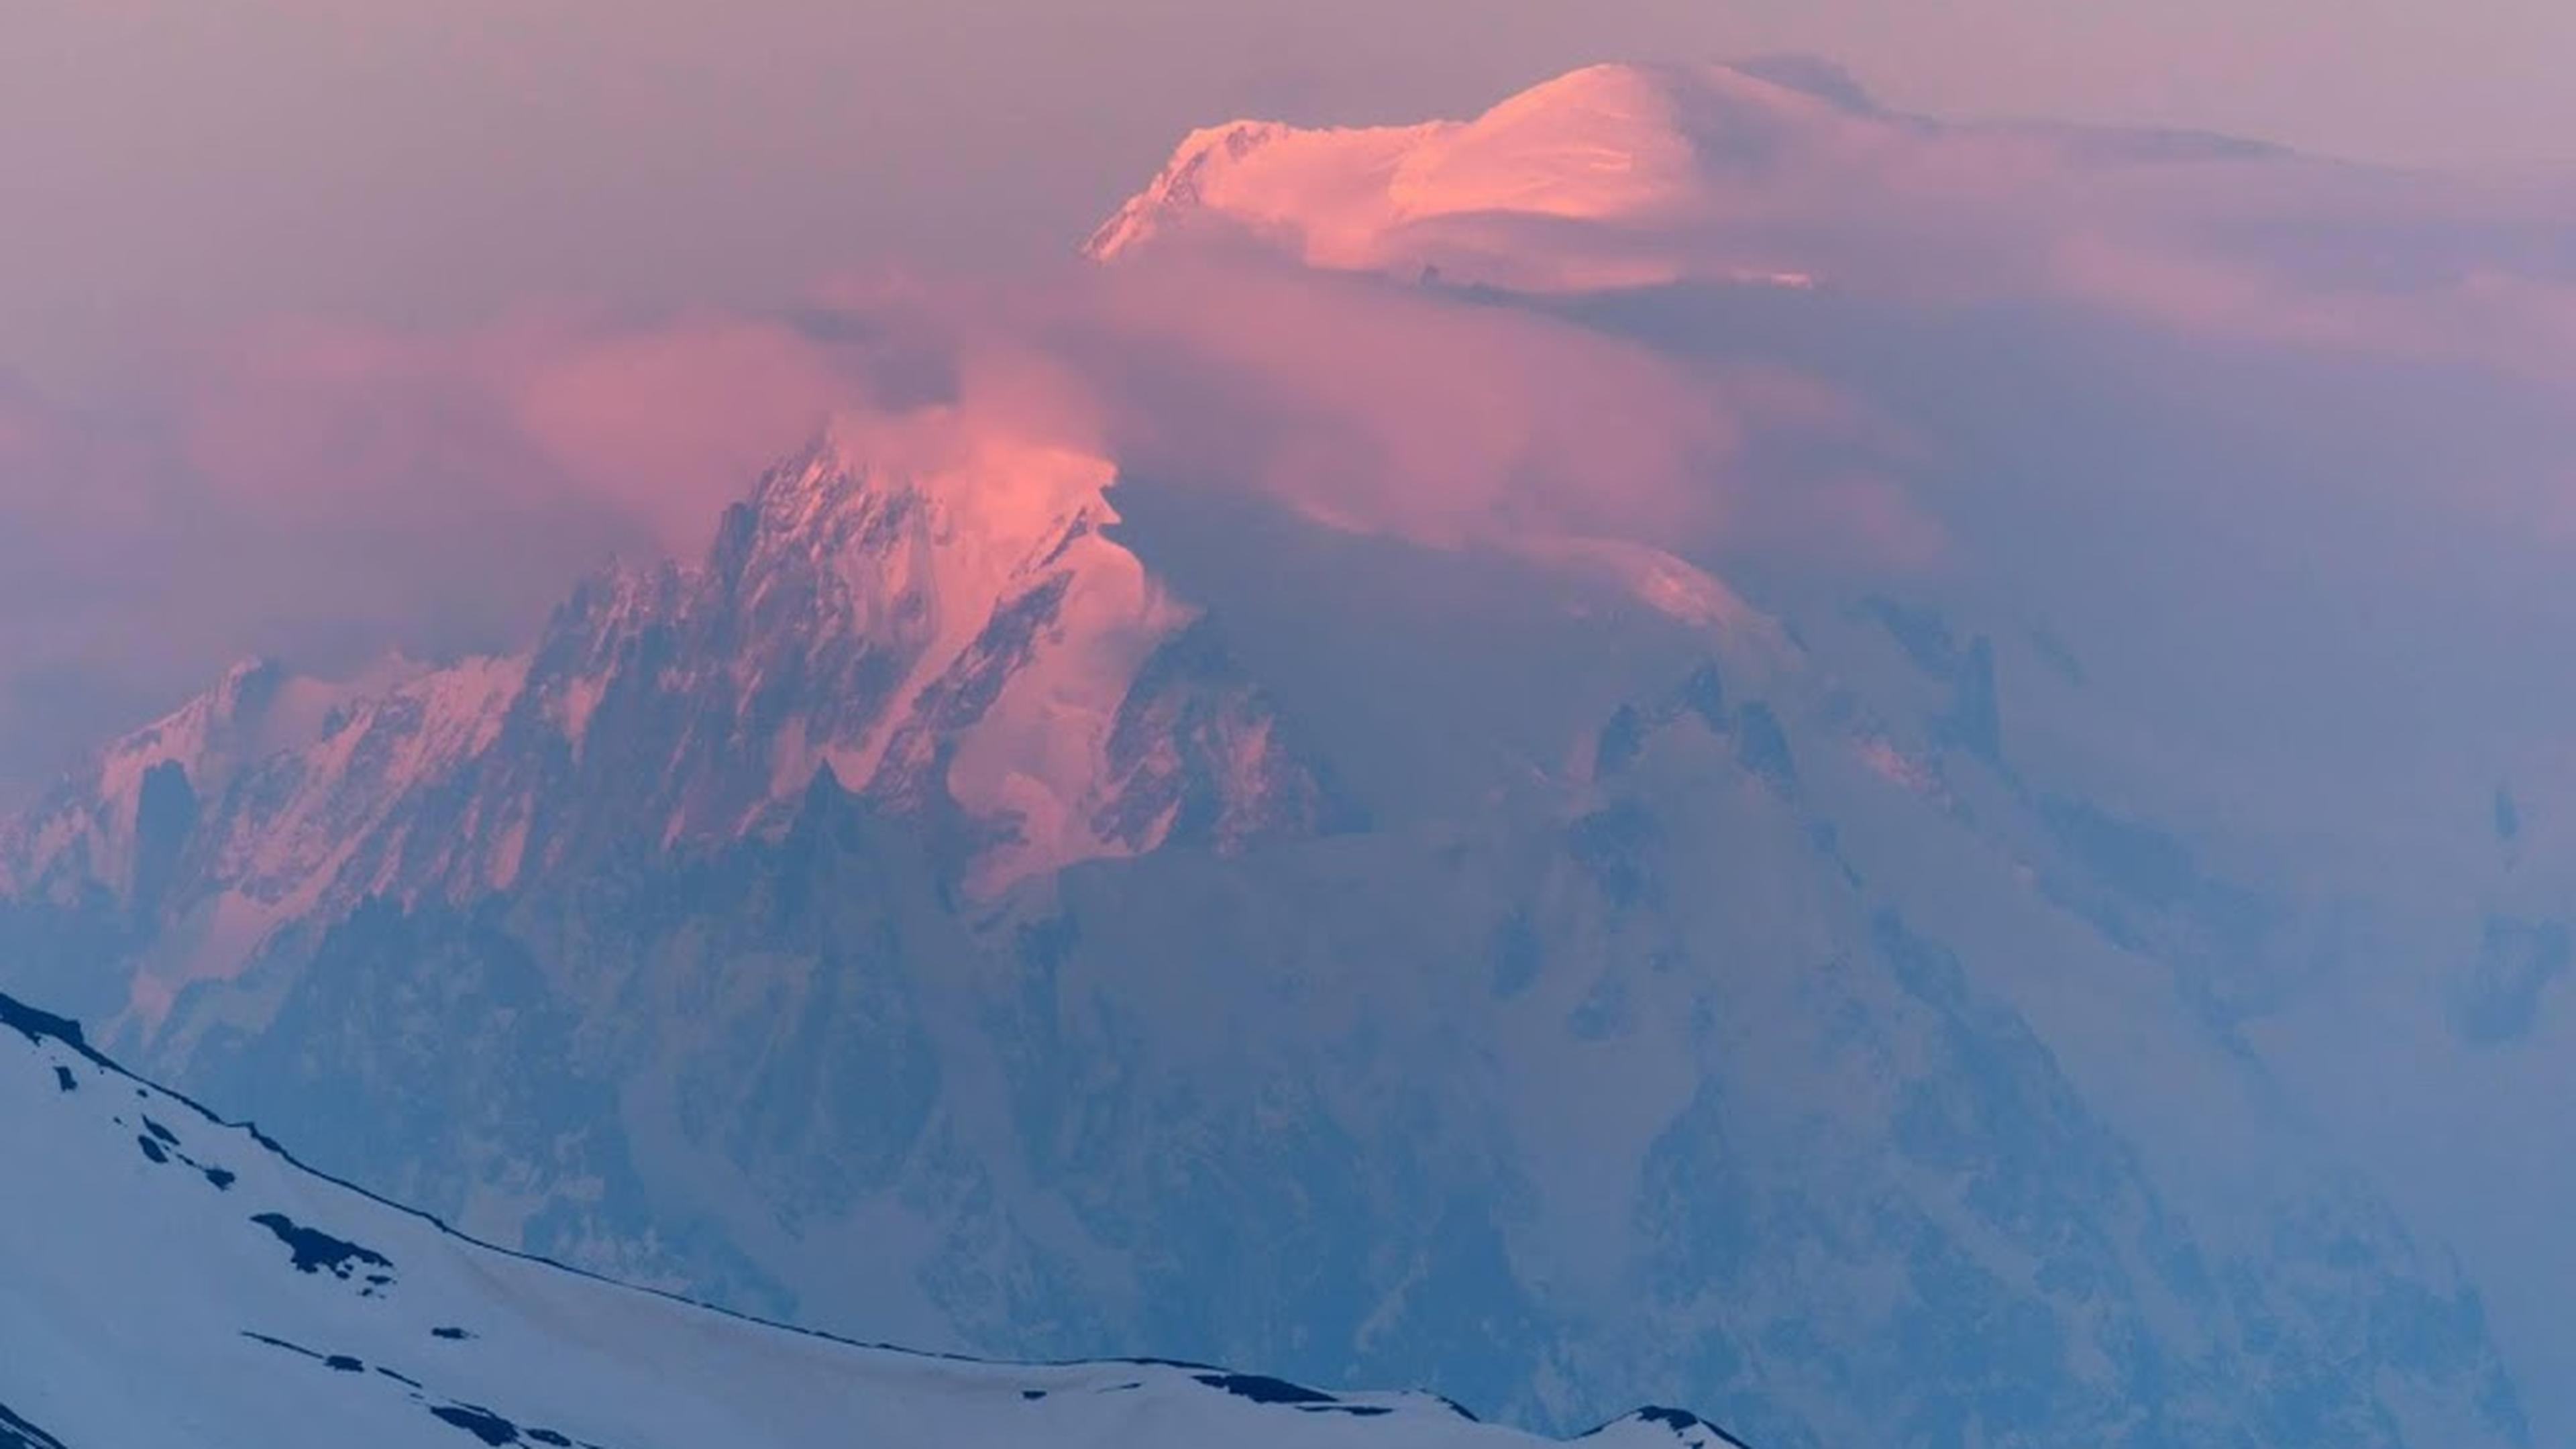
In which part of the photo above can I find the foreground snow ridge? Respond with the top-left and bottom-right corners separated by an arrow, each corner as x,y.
0,989 -> 1748,1449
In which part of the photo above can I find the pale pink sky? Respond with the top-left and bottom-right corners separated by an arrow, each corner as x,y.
6,0 -> 2574,385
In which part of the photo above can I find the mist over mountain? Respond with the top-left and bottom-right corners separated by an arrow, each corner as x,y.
7,56 -> 2576,1449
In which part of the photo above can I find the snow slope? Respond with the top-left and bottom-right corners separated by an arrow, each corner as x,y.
1084,58 -> 2281,294
1085,61 -> 1854,291
0,987 -> 1744,1449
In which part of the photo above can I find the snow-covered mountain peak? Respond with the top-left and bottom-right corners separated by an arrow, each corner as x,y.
1085,56 -> 2292,293
1,416 -> 1354,1014
745,413 -> 1141,660
751,413 -> 1115,544
1386,64 -> 1713,227
86,655 -> 292,806
1083,115 -> 1452,266
1082,60 -> 1883,289
716,414 -> 1236,891
1415,59 -> 1869,205
0,653 -> 455,906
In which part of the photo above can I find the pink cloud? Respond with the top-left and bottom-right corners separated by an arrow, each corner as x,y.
168,310 -> 871,553
1,249 -> 1962,799
1016,260 -> 1937,572
486,313 -> 862,553
0,312 -> 828,780
2047,228 -> 2576,386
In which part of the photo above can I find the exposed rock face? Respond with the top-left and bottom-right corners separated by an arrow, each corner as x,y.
2,420 -> 1350,1015
0,419 -> 2537,1448
0,60 -> 2548,1449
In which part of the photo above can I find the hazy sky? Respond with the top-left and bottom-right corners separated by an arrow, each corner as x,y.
7,0 -> 2576,386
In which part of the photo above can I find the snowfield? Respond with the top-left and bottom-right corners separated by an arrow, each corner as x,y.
0,989 -> 1745,1449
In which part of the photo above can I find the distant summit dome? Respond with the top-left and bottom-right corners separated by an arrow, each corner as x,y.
1083,60 -> 1878,290
1085,56 -> 2282,294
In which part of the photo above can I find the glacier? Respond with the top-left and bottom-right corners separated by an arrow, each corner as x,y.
6,56 -> 2573,1449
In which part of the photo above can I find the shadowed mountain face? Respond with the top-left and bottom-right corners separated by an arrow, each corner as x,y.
1,449 -> 2530,1447
0,425 -> 1351,1020
4,60 -> 2567,1449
